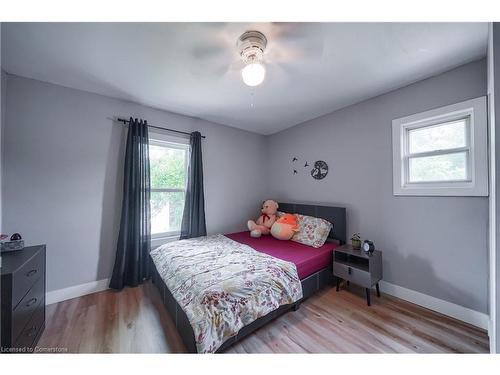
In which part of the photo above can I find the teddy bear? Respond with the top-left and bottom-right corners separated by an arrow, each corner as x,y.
247,200 -> 279,238
271,213 -> 300,240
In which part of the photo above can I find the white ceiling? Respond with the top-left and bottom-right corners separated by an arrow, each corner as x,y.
2,22 -> 488,135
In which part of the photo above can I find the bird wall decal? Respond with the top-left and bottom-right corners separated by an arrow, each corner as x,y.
292,157 -> 298,162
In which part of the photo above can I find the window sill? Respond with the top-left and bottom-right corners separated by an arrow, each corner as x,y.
151,234 -> 180,249
394,183 -> 488,197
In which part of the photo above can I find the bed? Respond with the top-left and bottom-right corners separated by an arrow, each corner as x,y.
150,202 -> 346,353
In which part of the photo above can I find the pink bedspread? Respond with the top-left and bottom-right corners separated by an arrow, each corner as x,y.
225,231 -> 337,280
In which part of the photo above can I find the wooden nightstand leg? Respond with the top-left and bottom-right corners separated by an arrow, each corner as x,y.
365,288 -> 371,306
336,277 -> 340,292
376,283 -> 380,297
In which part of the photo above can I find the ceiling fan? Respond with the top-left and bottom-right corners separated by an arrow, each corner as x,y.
188,23 -> 325,86
238,31 -> 267,86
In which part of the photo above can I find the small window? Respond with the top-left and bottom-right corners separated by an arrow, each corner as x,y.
392,97 -> 488,196
407,118 -> 469,183
149,133 -> 189,238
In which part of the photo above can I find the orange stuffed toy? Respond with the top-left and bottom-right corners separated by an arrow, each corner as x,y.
247,200 -> 279,238
271,213 -> 300,240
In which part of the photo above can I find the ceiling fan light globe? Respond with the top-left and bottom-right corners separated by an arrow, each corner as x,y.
242,63 -> 266,86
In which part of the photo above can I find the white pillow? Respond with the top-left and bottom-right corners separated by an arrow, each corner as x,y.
291,214 -> 333,248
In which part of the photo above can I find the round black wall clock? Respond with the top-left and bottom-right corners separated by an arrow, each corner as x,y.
311,160 -> 328,180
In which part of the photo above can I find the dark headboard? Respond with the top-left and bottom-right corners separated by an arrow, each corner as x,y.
278,202 -> 347,245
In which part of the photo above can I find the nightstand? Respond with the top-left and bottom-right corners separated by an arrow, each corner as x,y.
333,244 -> 382,306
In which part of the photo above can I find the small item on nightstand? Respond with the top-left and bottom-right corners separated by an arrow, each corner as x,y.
1,233 -> 25,253
363,240 -> 375,254
10,233 -> 22,241
350,233 -> 361,249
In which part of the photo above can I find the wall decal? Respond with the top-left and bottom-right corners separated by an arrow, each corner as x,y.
291,157 -> 299,175
304,162 -> 309,167
311,160 -> 328,180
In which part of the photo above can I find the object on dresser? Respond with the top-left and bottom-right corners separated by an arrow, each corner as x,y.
363,240 -> 375,254
350,233 -> 361,249
1,233 -> 25,253
1,245 -> 46,353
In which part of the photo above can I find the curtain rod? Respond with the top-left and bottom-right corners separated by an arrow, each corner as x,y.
116,117 -> 206,139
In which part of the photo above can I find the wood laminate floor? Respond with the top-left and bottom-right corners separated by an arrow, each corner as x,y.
38,281 -> 489,353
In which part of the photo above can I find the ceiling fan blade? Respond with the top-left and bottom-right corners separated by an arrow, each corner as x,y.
190,45 -> 229,60
188,62 -> 230,79
266,22 -> 325,61
185,24 -> 241,79
187,48 -> 237,79
269,22 -> 324,41
188,57 -> 244,80
267,61 -> 298,77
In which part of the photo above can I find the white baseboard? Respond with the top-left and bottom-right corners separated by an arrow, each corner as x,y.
379,281 -> 489,330
46,278 -> 110,305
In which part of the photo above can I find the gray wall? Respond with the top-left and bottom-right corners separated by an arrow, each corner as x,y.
486,22 -> 496,353
492,22 -> 500,353
2,74 -> 267,292
1,23 -> 3,233
1,70 -> 5,234
0,69 -> 4,234
266,59 -> 489,313
1,59 -> 490,314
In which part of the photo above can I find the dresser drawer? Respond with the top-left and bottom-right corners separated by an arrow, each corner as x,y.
333,262 -> 372,288
12,276 -> 45,343
12,249 -> 45,309
13,302 -> 45,351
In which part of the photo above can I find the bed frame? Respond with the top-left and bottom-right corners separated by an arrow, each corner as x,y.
150,202 -> 346,353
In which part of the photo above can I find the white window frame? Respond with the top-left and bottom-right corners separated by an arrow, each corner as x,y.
392,97 -> 488,196
149,131 -> 190,241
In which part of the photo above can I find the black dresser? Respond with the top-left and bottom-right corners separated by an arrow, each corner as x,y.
1,245 -> 46,353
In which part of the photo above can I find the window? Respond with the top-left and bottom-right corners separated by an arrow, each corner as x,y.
392,97 -> 488,196
149,133 -> 189,238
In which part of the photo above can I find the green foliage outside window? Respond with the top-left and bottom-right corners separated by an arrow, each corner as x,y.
150,144 -> 187,232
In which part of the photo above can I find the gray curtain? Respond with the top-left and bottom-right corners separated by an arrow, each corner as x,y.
110,117 -> 151,289
180,131 -> 206,239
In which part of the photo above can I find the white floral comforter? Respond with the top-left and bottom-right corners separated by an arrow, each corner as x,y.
150,234 -> 303,353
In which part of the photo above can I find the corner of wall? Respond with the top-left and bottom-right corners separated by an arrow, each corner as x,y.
488,21 -> 500,354
492,21 -> 500,355
0,21 -> 3,234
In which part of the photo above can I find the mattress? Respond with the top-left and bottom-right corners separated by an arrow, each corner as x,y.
150,234 -> 302,353
225,231 -> 337,279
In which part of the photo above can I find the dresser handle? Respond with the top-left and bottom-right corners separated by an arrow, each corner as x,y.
26,297 -> 38,307
26,326 -> 38,337
26,269 -> 38,277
